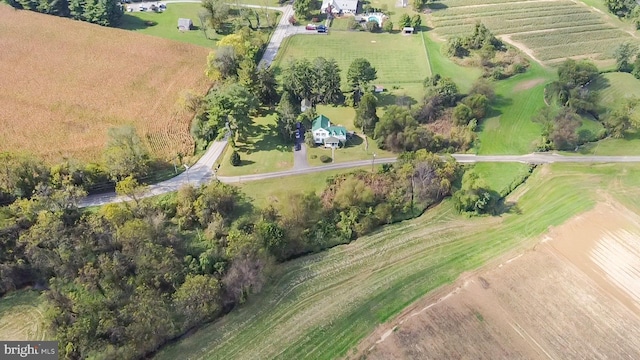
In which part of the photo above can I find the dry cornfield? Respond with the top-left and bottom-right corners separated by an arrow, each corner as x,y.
0,5 -> 210,163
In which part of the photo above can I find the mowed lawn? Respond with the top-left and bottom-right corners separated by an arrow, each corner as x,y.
120,4 -> 281,48
236,166 -> 369,208
574,72 -> 640,155
476,63 -> 552,154
217,112 -> 294,176
309,105 -> 395,165
274,31 -> 431,87
120,4 -> 220,47
154,162 -> 640,360
429,0 -> 637,65
0,290 -> 50,341
0,4 -> 210,163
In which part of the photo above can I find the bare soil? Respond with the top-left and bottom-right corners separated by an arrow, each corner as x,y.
513,78 -> 545,92
354,202 -> 640,359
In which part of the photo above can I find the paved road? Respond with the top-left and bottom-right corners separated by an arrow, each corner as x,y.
78,142 -> 640,208
79,141 -> 228,207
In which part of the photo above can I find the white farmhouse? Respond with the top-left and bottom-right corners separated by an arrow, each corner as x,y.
312,115 -> 347,148
321,0 -> 359,14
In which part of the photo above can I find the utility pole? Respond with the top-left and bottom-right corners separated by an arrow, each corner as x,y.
184,164 -> 190,184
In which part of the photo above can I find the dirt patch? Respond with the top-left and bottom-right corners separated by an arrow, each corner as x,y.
354,201 -> 640,360
513,78 -> 546,92
499,35 -> 544,67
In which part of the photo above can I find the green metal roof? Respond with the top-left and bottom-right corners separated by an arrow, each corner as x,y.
327,126 -> 347,137
312,115 -> 331,131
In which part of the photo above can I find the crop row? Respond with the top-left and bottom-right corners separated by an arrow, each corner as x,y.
430,0 -> 576,17
433,7 -> 586,27
511,23 -> 621,38
434,10 -> 603,29
441,0 -> 555,8
512,29 -> 631,48
534,38 -> 631,61
435,13 -> 607,37
431,4 -> 579,22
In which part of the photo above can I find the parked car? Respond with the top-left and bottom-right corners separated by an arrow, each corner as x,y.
159,3 -> 166,9
139,6 -> 148,11
317,28 -> 328,33
317,25 -> 327,30
305,24 -> 317,30
295,143 -> 301,151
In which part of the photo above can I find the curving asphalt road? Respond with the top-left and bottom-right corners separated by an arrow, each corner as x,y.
78,138 -> 640,208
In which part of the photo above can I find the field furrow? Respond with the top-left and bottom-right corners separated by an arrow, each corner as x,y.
429,0 -> 639,65
154,163 -> 634,359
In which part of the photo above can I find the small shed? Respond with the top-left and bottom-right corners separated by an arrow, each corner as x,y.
301,98 -> 312,112
374,85 -> 385,93
178,18 -> 193,31
402,26 -> 414,35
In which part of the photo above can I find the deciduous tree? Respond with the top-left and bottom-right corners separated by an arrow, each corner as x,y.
354,92 -> 379,135
103,126 -> 150,181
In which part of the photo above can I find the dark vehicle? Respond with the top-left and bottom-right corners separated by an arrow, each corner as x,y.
295,143 -> 301,151
317,25 -> 327,30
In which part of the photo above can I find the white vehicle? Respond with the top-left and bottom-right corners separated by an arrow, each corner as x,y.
139,6 -> 148,11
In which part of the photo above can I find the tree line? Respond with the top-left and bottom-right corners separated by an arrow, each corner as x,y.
0,148 -> 463,359
5,0 -> 123,26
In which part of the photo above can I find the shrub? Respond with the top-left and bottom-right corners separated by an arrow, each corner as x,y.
383,20 -> 393,33
320,155 -> 332,163
310,154 -> 318,159
366,20 -> 379,32
347,18 -> 360,30
230,151 -> 241,166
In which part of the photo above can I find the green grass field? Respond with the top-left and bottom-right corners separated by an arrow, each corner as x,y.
475,63 -> 552,154
155,162 -> 640,360
274,31 -> 431,88
0,290 -> 50,341
119,4 -> 279,48
217,112 -> 293,176
235,166 -> 369,208
119,4 -> 221,47
472,162 -> 532,196
589,72 -> 640,108
423,33 -> 482,93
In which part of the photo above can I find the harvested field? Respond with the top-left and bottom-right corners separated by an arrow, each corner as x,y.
357,201 -> 640,359
429,0 -> 637,65
0,5 -> 210,163
0,290 -> 49,341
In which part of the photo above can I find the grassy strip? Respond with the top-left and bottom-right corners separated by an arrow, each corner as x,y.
154,162 -> 636,360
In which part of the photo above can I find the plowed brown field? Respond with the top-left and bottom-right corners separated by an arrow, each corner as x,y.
356,201 -> 640,359
0,5 -> 210,163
